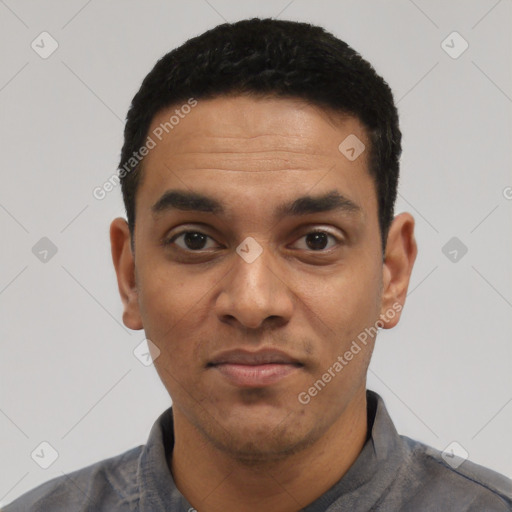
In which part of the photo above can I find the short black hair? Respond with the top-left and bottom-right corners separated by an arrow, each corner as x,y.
119,17 -> 401,253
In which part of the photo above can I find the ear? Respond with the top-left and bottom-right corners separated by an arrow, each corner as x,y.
110,217 -> 143,330
380,212 -> 417,329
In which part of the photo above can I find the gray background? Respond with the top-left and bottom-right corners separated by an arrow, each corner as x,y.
1,0 -> 511,505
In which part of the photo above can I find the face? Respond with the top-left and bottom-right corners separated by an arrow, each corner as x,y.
111,95 -> 415,462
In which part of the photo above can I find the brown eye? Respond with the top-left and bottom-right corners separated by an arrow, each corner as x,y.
305,232 -> 329,250
166,231 -> 218,251
293,230 -> 340,251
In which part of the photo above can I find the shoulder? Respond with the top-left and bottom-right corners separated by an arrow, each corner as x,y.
2,445 -> 143,512
399,435 -> 512,511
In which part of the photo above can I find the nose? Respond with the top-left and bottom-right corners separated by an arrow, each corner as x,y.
214,241 -> 294,331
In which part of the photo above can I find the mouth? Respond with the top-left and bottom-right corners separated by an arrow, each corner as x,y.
207,349 -> 304,388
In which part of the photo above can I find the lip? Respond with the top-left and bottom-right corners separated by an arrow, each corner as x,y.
208,349 -> 303,388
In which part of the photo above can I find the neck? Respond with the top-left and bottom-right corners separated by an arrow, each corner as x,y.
170,389 -> 369,512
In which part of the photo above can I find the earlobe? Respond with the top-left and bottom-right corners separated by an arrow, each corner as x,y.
379,213 -> 418,329
110,217 -> 144,330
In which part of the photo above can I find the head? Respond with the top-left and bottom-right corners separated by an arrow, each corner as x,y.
111,18 -> 416,463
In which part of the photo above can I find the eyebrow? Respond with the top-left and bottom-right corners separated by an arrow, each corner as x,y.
151,189 -> 361,218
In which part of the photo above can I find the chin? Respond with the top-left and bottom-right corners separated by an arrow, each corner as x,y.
196,406 -> 324,465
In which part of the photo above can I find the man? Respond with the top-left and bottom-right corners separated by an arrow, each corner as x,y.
4,17 -> 511,512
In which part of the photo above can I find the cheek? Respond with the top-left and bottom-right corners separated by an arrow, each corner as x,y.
137,267 -> 195,358
140,277 -> 203,401
299,258 -> 382,343
138,259 -> 206,330
298,265 -> 381,399
136,262 -> 221,384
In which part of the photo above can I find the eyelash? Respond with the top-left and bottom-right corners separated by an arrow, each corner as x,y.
163,228 -> 343,253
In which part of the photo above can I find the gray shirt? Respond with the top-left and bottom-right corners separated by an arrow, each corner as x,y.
3,390 -> 511,511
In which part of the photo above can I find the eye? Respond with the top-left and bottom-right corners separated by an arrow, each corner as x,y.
165,231 -> 219,251
164,228 -> 342,253
292,230 -> 341,251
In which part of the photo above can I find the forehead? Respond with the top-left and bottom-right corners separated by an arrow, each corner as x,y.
146,95 -> 368,164
136,95 -> 375,221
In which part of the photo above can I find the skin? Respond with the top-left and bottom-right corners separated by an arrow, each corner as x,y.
110,95 -> 417,511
